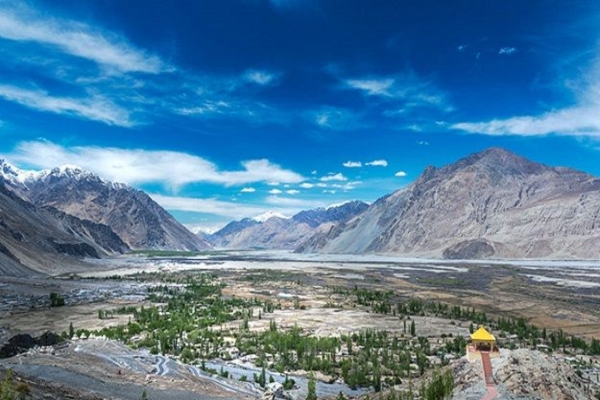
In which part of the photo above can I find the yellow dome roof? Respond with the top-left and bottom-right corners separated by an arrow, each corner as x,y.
470,326 -> 496,341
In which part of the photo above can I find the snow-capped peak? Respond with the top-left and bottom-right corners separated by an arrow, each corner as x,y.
251,211 -> 289,222
44,164 -> 103,182
326,200 -> 354,210
0,159 -> 44,184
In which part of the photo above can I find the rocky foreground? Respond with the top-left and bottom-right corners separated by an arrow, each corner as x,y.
451,349 -> 596,400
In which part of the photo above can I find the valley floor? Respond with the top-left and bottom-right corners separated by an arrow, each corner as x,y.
1,251 -> 600,399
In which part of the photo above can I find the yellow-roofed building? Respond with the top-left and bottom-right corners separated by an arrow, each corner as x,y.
467,326 -> 499,362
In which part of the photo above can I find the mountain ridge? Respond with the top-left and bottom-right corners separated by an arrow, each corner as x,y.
210,200 -> 369,249
297,148 -> 600,259
0,161 -> 210,251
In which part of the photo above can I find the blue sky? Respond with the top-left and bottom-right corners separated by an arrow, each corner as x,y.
1,0 -> 600,231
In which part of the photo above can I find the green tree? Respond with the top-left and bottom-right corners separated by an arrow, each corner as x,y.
306,373 -> 317,400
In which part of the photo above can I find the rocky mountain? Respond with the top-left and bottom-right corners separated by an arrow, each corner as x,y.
298,148 -> 600,259
0,161 -> 210,251
210,200 -> 369,249
0,178 -> 129,277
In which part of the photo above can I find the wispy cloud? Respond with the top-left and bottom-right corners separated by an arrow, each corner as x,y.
244,69 -> 279,85
311,107 -> 358,130
0,4 -> 286,127
240,187 -> 256,193
320,173 -> 347,182
0,4 -> 165,73
365,159 -> 388,167
343,161 -> 362,168
330,181 -> 362,191
0,84 -> 134,127
395,171 -> 407,177
416,140 -> 430,146
498,47 -> 517,55
340,71 -> 453,116
265,195 -> 326,209
453,50 -> 600,138
150,194 -> 293,220
5,140 -> 305,189
452,106 -> 600,137
345,78 -> 395,96
286,189 -> 300,195
299,182 -> 314,189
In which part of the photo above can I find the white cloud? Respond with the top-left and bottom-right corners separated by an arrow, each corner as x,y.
452,52 -> 600,138
345,78 -> 395,96
240,187 -> 256,193
416,140 -> 430,146
341,72 -> 451,113
316,183 -> 328,188
151,194 -> 319,221
286,189 -> 300,195
452,106 -> 600,137
365,159 -> 388,167
498,47 -> 517,55
311,107 -> 357,130
269,189 -> 283,194
176,101 -> 230,116
343,161 -> 362,168
0,5 -> 164,73
311,170 -> 317,175
299,182 -> 314,189
0,85 -> 133,127
265,196 -> 326,209
395,171 -> 407,177
6,140 -> 305,189
244,69 -> 279,85
149,194 -> 266,219
320,173 -> 347,182
323,190 -> 336,194
331,181 -> 362,191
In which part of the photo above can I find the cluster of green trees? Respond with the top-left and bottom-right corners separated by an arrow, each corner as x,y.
49,292 -> 65,307
335,285 -> 600,357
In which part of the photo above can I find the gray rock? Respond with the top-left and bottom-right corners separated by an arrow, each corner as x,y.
299,148 -> 600,259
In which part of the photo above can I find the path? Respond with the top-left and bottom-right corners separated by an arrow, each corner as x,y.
480,352 -> 498,400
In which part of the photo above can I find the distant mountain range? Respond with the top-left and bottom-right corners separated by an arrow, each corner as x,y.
2,146 -> 599,277
209,200 -> 369,249
298,148 -> 600,259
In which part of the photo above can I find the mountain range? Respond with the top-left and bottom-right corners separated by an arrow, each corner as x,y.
0,160 -> 212,276
210,200 -> 369,249
298,148 -> 600,259
2,147 -> 599,277
1,161 -> 209,252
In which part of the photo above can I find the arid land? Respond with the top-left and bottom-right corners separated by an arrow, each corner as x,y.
1,251 -> 600,399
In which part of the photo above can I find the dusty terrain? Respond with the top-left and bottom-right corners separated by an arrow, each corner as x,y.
1,251 -> 600,399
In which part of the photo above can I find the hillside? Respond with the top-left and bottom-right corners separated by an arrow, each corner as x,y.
1,161 -> 210,251
0,179 -> 128,276
298,148 -> 600,259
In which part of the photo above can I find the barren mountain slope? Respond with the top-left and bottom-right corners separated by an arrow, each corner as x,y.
211,201 -> 368,249
0,180 -> 128,276
1,163 -> 210,251
298,148 -> 600,259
